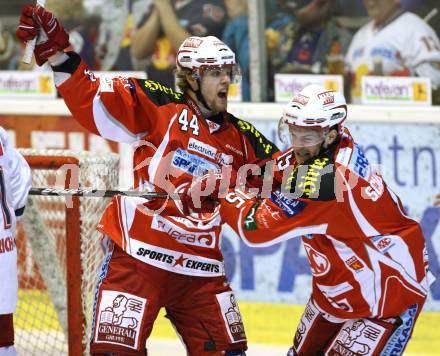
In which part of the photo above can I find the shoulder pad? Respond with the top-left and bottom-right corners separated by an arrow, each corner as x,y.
284,153 -> 336,201
229,116 -> 279,159
136,79 -> 186,106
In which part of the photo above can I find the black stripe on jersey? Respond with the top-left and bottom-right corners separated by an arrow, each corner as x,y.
136,79 -> 186,106
229,115 -> 279,159
51,51 -> 81,74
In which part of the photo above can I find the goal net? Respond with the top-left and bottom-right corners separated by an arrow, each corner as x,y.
15,149 -> 119,356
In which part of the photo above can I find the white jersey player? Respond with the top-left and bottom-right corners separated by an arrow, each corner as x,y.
0,127 -> 31,356
345,0 -> 440,103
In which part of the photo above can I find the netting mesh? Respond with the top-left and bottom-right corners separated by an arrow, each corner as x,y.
16,149 -> 119,356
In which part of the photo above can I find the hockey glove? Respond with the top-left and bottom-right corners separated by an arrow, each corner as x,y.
16,4 -> 70,65
179,169 -> 239,214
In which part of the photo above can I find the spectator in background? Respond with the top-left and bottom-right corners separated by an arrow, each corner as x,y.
96,0 -> 150,71
222,0 -> 249,101
131,0 -> 226,89
266,0 -> 352,100
345,0 -> 440,104
0,23 -> 21,70
435,193 -> 440,206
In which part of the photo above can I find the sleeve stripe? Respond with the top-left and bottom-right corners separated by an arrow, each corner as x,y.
92,91 -> 147,143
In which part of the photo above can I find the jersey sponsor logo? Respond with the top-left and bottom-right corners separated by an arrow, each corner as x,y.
216,292 -> 246,343
171,148 -> 219,177
326,319 -> 387,356
270,191 -> 307,217
255,200 -> 283,229
345,256 -> 365,271
243,203 -> 259,231
84,69 -> 97,82
236,120 -> 275,155
350,144 -> 370,179
132,241 -> 224,276
187,138 -> 232,165
303,243 -> 331,276
286,157 -> 334,199
151,215 -> 216,248
382,304 -> 418,355
95,290 -> 146,349
0,236 -> 15,254
317,91 -> 335,105
225,144 -> 243,156
143,79 -> 182,101
370,47 -> 395,60
294,300 -> 319,351
99,77 -> 114,93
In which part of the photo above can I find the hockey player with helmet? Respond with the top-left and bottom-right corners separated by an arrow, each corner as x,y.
16,4 -> 278,355
0,128 -> 31,356
182,84 -> 434,355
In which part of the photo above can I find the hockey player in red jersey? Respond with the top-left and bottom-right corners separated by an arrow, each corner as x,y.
180,84 -> 435,355
16,5 -> 278,356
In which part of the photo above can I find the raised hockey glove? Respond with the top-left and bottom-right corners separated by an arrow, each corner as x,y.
16,4 -> 70,65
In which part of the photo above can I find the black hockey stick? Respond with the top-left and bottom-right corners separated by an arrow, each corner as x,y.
29,187 -> 175,199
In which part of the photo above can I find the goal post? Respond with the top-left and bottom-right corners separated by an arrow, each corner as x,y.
16,149 -> 119,356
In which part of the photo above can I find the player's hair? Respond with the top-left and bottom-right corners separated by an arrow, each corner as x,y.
175,67 -> 193,93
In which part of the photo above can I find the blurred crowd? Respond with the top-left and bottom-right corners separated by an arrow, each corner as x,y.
1,0 -> 440,103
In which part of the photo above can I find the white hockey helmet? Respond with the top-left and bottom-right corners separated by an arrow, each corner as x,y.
176,36 -> 240,81
279,84 -> 347,144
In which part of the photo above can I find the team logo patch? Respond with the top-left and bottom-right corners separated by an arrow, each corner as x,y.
303,243 -> 330,276
270,191 -> 307,217
291,93 -> 310,106
171,148 -> 219,177
371,235 -> 395,253
95,290 -> 146,349
345,256 -> 365,271
326,319 -> 388,356
216,292 -> 246,343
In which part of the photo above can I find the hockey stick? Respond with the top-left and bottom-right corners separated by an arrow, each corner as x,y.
22,0 -> 46,64
29,187 -> 176,199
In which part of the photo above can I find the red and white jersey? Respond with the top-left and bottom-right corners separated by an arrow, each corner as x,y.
220,128 -> 433,319
0,127 -> 31,314
55,53 -> 278,277
346,11 -> 440,102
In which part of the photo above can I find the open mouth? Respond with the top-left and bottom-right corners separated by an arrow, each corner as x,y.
218,90 -> 227,99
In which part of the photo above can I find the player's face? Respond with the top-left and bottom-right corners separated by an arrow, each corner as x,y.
289,126 -> 326,164
200,67 -> 232,112
363,0 -> 401,26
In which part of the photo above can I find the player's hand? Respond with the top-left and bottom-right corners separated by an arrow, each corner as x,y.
179,169 -> 238,214
16,4 -> 70,65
